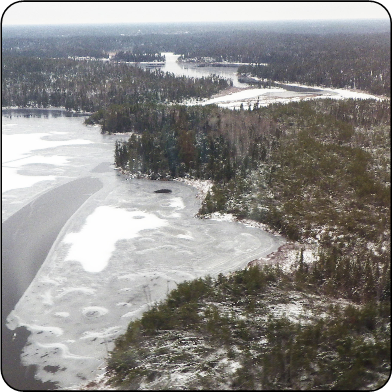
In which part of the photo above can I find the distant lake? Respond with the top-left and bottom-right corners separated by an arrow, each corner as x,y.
140,52 -> 250,87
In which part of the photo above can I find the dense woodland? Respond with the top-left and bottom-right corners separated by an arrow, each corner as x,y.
205,32 -> 390,96
2,56 -> 229,111
2,20 -> 391,390
105,268 -> 390,389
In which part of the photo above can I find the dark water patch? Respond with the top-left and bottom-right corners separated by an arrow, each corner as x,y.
154,189 -> 172,193
2,177 -> 102,390
2,326 -> 59,390
43,365 -> 63,374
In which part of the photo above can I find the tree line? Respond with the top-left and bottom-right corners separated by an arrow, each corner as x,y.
113,51 -> 165,63
94,103 -> 277,182
2,56 -> 229,111
3,22 -> 389,96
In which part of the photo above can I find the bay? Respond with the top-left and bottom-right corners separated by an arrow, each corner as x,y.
2,109 -> 284,389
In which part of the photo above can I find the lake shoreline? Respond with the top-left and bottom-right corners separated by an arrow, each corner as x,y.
2,106 -> 92,115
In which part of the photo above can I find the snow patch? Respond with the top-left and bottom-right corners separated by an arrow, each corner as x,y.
2,131 -> 92,193
192,83 -> 386,111
176,234 -> 194,240
8,316 -> 64,337
2,167 -> 56,193
34,342 -> 93,360
2,133 -> 92,164
80,326 -> 121,340
201,88 -> 283,105
63,206 -> 168,272
209,212 -> 235,222
56,287 -> 96,298
54,312 -> 70,318
82,306 -> 109,318
168,197 -> 185,209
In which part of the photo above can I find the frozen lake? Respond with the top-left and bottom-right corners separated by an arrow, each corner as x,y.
2,109 -> 285,389
141,52 -> 249,88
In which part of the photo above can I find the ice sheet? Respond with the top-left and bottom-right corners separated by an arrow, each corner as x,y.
2,131 -> 93,194
2,166 -> 56,193
198,84 -> 383,110
169,197 -> 185,209
202,88 -> 283,105
2,133 -> 92,164
7,178 -> 284,388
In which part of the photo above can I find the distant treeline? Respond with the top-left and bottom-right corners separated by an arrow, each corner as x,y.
2,25 -> 390,95
237,32 -> 390,96
113,51 -> 165,63
2,56 -> 229,111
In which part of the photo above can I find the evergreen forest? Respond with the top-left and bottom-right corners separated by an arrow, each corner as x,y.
104,98 -> 390,304
2,56 -> 229,111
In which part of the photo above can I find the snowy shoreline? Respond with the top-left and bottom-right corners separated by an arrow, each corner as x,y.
196,82 -> 388,110
134,174 -> 322,275
121,171 -> 293,257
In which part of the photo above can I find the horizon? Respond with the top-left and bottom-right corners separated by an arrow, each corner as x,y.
2,1 -> 390,26
3,17 -> 390,27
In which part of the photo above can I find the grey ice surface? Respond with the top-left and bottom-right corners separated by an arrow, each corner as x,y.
2,109 -> 284,388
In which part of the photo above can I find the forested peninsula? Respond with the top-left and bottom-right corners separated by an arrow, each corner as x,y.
2,20 -> 390,390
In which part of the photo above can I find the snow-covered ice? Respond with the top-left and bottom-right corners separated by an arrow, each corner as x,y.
2,166 -> 57,193
6,175 -> 284,387
168,196 -> 185,209
2,133 -> 92,164
196,83 -> 385,110
202,87 -> 282,105
64,206 -> 168,272
1,131 -> 92,193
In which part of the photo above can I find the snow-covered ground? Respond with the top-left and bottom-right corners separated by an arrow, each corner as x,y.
195,83 -> 386,110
